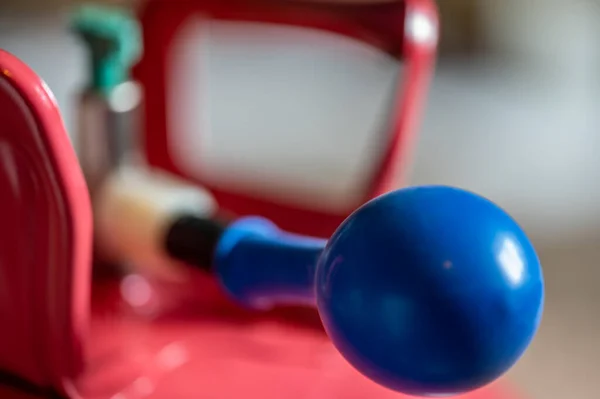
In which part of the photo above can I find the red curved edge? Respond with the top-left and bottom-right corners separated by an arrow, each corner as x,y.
0,50 -> 93,392
369,0 -> 438,196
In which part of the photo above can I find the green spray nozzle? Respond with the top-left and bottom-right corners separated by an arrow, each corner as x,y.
72,4 -> 142,95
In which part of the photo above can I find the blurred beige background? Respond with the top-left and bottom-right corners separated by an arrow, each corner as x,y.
1,1 -> 600,398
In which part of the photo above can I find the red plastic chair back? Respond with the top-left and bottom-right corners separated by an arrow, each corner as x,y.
0,50 -> 92,395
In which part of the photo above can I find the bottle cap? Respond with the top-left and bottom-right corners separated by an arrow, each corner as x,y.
72,4 -> 142,94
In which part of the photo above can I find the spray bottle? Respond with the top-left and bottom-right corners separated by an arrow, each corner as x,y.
72,4 -> 143,196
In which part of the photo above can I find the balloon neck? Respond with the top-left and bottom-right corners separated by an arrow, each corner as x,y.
214,217 -> 326,309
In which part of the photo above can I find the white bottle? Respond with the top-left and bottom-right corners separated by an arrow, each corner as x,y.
94,165 -> 217,281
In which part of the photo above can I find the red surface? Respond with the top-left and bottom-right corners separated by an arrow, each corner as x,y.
135,0 -> 438,238
75,275 -> 519,399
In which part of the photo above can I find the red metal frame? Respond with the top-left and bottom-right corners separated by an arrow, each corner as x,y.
135,0 -> 438,237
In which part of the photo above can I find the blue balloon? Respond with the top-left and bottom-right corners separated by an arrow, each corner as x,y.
316,186 -> 544,396
215,185 -> 544,396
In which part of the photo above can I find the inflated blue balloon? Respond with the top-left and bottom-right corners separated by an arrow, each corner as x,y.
215,185 -> 544,397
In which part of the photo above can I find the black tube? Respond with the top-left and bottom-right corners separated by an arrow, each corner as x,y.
163,214 -> 227,272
